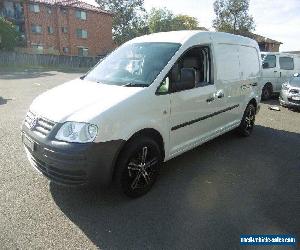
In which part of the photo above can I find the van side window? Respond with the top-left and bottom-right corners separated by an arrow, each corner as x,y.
263,55 -> 276,68
279,57 -> 294,70
170,46 -> 212,92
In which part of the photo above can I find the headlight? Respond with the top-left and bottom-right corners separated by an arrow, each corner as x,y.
55,122 -> 98,143
282,82 -> 290,91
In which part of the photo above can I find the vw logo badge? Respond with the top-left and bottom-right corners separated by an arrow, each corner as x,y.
29,117 -> 38,130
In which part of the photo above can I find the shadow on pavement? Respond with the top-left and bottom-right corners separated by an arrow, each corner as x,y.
50,125 -> 300,249
0,70 -> 56,80
0,97 -> 12,105
0,67 -> 88,80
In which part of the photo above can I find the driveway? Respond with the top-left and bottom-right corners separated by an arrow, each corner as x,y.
0,69 -> 299,249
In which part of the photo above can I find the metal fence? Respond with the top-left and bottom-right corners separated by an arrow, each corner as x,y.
0,51 -> 104,68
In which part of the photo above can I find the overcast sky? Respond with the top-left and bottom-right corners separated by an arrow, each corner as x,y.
85,0 -> 300,51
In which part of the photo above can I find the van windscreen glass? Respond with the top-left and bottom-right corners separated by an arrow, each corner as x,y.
85,42 -> 181,86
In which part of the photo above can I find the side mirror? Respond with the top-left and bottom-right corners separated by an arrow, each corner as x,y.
174,68 -> 195,92
293,73 -> 299,77
262,62 -> 269,69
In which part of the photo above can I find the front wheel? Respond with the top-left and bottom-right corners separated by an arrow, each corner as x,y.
115,136 -> 162,198
237,103 -> 256,137
261,83 -> 273,100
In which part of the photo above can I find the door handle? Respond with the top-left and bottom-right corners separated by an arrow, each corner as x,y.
274,71 -> 277,73
206,96 -> 215,103
251,82 -> 258,87
214,90 -> 225,99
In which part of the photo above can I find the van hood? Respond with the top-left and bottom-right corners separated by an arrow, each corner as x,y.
30,79 -> 142,122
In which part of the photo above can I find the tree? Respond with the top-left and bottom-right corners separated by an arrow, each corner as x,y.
212,0 -> 255,36
97,0 -> 147,45
148,8 -> 199,34
148,8 -> 173,33
0,17 -> 19,51
171,15 -> 199,31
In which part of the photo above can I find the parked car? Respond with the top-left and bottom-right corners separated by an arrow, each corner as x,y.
261,52 -> 300,100
280,73 -> 300,108
22,31 -> 261,198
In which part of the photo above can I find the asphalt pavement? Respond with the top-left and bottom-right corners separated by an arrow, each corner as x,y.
0,68 -> 299,249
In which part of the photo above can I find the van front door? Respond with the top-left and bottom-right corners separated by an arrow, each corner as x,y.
167,46 -> 228,157
262,54 -> 279,90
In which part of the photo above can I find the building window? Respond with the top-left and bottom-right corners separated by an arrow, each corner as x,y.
47,26 -> 54,34
61,7 -> 67,15
76,10 -> 87,20
29,4 -> 40,13
63,47 -> 69,54
46,6 -> 52,14
61,27 -> 68,33
76,29 -> 88,39
31,24 -> 42,34
78,47 -> 88,57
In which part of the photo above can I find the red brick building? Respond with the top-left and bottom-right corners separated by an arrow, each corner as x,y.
1,0 -> 113,56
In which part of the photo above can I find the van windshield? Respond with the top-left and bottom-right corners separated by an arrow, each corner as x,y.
85,42 -> 181,87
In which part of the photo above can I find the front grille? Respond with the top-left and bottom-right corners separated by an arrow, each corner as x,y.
288,98 -> 300,104
24,111 -> 56,136
290,89 -> 300,94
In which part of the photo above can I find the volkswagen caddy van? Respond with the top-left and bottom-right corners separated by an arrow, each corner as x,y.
22,31 -> 261,197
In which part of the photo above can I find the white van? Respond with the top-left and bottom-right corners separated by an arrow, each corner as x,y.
261,52 -> 300,100
22,31 -> 261,197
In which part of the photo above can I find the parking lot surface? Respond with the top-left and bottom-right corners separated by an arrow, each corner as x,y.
0,69 -> 299,249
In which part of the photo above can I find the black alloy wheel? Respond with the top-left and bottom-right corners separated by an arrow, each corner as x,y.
115,137 -> 162,198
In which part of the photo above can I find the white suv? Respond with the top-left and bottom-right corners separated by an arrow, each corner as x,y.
22,31 -> 261,197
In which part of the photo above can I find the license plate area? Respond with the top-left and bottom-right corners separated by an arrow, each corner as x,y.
23,133 -> 35,151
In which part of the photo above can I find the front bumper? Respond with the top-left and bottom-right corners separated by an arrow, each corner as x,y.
22,124 -> 125,186
279,90 -> 300,108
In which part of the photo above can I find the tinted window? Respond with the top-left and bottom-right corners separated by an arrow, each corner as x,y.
263,55 -> 276,68
85,42 -> 181,86
279,57 -> 294,70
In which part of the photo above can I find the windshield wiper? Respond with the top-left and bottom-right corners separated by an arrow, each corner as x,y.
123,83 -> 149,87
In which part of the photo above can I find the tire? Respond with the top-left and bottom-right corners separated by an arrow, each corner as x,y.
114,136 -> 162,198
237,103 -> 256,137
261,83 -> 272,100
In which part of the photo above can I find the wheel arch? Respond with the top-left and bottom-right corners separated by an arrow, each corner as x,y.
111,128 -> 165,179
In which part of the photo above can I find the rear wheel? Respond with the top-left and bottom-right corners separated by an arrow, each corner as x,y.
115,136 -> 162,198
237,103 -> 256,137
261,83 -> 273,100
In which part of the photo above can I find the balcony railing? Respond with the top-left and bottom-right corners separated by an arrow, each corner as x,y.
0,8 -> 24,22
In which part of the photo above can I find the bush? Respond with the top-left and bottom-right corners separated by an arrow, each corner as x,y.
0,17 -> 20,51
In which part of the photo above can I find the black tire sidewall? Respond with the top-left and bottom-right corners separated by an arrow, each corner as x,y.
262,84 -> 272,100
238,103 -> 256,137
115,136 -> 162,198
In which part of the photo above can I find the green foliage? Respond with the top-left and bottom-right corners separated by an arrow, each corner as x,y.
212,0 -> 255,36
148,8 -> 174,33
171,15 -> 199,31
97,0 -> 147,45
148,8 -> 199,33
0,17 -> 20,51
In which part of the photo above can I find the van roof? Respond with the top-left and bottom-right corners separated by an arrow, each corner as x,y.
128,30 -> 258,48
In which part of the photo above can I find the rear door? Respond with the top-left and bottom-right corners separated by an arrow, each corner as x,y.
213,43 -> 243,123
